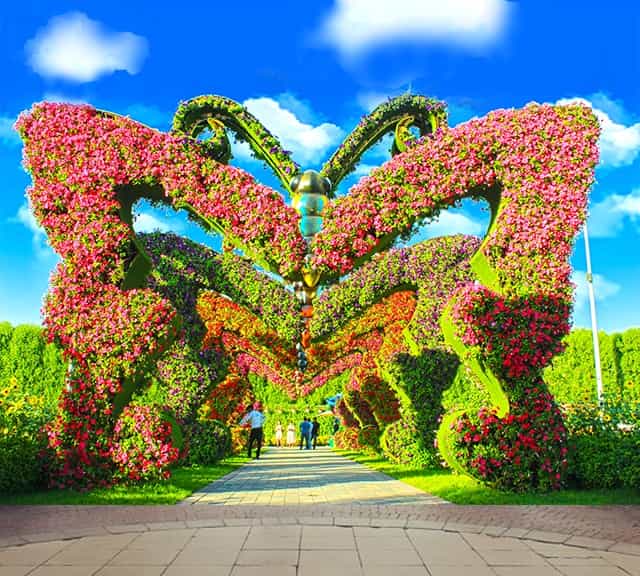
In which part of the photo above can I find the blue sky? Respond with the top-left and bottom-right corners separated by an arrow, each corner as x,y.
0,0 -> 639,333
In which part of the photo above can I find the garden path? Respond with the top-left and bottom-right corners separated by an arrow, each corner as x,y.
1,448 -> 640,574
182,446 -> 444,506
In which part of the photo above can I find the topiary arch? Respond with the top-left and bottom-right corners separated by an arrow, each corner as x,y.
16,94 -> 599,490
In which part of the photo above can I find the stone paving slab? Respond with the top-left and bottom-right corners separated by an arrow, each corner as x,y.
0,525 -> 639,575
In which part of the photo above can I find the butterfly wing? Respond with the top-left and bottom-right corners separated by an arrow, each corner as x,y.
312,104 -> 599,294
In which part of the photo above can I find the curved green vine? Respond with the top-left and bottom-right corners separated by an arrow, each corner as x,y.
172,95 -> 300,193
320,95 -> 447,195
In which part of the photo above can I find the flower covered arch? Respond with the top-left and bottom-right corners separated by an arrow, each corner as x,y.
17,94 -> 599,490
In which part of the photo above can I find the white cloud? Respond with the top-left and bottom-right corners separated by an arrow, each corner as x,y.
26,12 -> 148,82
235,96 -> 344,166
132,212 -> 173,234
557,97 -> 640,167
422,210 -> 484,237
0,117 -> 20,146
11,203 -> 54,260
319,0 -> 512,59
589,93 -> 632,124
275,93 -> 317,124
571,270 -> 621,312
400,210 -> 484,245
588,189 -> 640,237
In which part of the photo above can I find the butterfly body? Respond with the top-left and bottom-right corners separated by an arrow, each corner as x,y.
290,170 -> 331,245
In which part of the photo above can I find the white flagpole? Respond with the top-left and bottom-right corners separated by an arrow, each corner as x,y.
583,220 -> 604,405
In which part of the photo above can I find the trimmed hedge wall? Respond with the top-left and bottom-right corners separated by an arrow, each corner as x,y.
543,328 -> 640,405
543,329 -> 620,404
0,322 -> 66,406
616,329 -> 640,403
0,323 -> 66,493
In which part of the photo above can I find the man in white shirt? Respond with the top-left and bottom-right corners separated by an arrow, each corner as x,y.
240,402 -> 265,459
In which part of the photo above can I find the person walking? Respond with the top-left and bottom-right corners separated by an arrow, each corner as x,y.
299,417 -> 312,450
240,402 -> 265,459
286,422 -> 295,447
311,418 -> 320,449
274,422 -> 283,447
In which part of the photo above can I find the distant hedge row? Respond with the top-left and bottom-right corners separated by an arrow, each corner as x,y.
1,323 -> 639,411
544,328 -> 640,405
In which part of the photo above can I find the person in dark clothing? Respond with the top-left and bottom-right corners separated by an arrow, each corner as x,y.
299,417 -> 312,450
311,418 -> 320,449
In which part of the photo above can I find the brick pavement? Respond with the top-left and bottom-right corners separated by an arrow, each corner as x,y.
0,524 -> 639,575
1,447 -> 639,573
183,446 -> 444,505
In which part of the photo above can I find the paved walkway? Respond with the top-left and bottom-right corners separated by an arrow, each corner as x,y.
1,524 -> 639,576
183,447 -> 444,505
1,447 -> 639,575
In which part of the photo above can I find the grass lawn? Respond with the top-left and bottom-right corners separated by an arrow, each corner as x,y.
337,450 -> 640,505
0,455 -> 249,505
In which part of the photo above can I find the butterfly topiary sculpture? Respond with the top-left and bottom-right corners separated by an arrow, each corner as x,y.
16,93 -> 599,490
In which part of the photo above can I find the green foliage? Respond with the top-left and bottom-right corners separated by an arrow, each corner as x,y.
0,322 -> 13,378
441,367 -> 490,413
0,456 -> 249,505
382,350 -> 459,466
380,417 -> 435,467
337,449 -> 640,505
544,329 -> 621,404
319,94 -> 447,195
357,425 -> 381,453
0,433 -> 46,494
251,372 -> 345,444
0,323 -> 65,407
0,323 -> 65,494
0,378 -> 55,493
564,400 -> 640,489
185,419 -> 231,465
616,328 -> 640,403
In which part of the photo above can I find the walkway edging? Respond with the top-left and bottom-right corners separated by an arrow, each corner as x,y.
2,514 -> 639,556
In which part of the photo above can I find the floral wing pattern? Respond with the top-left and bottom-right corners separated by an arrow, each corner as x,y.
310,103 -> 599,488
16,103 -> 305,486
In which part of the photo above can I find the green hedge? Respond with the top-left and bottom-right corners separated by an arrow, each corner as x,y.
617,329 -> 640,403
185,420 -> 231,465
544,329 -> 622,404
564,400 -> 640,488
0,377 -> 56,493
0,323 -> 66,407
380,350 -> 458,467
0,323 -> 66,493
